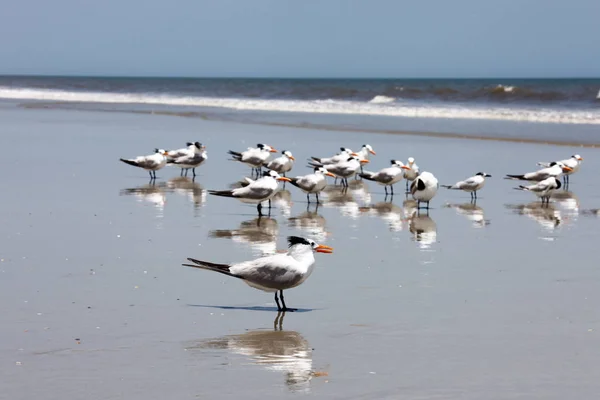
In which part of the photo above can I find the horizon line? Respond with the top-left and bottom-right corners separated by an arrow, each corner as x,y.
1,74 -> 599,80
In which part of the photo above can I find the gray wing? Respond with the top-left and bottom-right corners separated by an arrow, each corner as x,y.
135,157 -> 160,169
375,171 -> 395,184
457,178 -> 479,190
297,176 -> 318,191
172,153 -> 205,165
243,262 -> 304,289
234,185 -> 273,199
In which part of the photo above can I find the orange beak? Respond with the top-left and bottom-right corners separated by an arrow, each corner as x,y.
277,177 -> 292,182
163,151 -> 169,156
325,172 -> 336,178
289,155 -> 296,161
369,150 -> 376,155
269,146 -> 278,153
360,159 -> 369,164
315,244 -> 333,254
350,152 -> 359,156
401,165 -> 411,170
562,166 -> 573,172
578,156 -> 584,161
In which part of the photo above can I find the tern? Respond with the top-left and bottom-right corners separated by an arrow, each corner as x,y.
537,154 -> 583,185
355,144 -> 376,174
441,172 -> 491,201
308,156 -> 369,187
120,148 -> 169,180
228,144 -> 278,176
309,147 -> 356,165
514,176 -> 561,205
208,170 -> 291,216
168,142 -> 199,159
403,157 -> 419,191
182,236 -> 333,312
402,168 -> 438,210
168,142 -> 207,177
505,162 -> 572,182
288,167 -> 336,203
264,150 -> 295,177
358,159 -> 405,196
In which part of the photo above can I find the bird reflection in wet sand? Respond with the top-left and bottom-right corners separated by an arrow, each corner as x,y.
185,312 -> 319,393
505,203 -> 562,232
322,186 -> 361,219
119,181 -> 167,214
444,203 -> 490,228
359,201 -> 405,232
347,179 -> 371,205
288,205 -> 328,242
409,212 -> 437,248
209,217 -> 278,255
551,190 -> 579,215
166,177 -> 206,209
272,189 -> 293,217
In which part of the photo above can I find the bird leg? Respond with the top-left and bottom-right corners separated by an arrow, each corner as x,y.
274,292 -> 282,311
306,193 -> 311,203
279,290 -> 296,312
316,193 -> 320,204
257,203 -> 263,217
391,185 -> 394,196
192,168 -> 196,177
268,199 -> 272,209
385,186 -> 388,196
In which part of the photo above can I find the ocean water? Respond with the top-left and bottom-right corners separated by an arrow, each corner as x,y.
1,76 -> 599,127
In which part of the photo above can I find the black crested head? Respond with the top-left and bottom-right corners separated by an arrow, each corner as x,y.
155,148 -> 160,153
362,144 -> 367,148
288,236 -> 311,247
195,142 -> 202,149
257,143 -> 265,149
262,170 -> 272,177
347,157 -> 354,161
390,159 -> 396,164
313,166 -> 320,172
476,172 -> 484,176
282,150 -> 287,154
186,142 -> 193,146
549,162 -> 557,167
555,178 -> 562,189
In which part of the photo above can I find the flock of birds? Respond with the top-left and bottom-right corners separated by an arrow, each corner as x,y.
120,142 -> 584,311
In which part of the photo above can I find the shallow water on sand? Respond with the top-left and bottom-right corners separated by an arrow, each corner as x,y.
1,107 -> 600,399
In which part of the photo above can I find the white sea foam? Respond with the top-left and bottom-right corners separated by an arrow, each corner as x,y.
369,95 -> 395,104
1,87 -> 600,125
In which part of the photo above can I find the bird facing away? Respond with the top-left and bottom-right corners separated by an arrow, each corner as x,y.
288,167 -> 336,204
359,159 -> 405,196
120,148 -> 170,180
264,150 -> 295,176
536,155 -> 583,185
442,172 -> 491,201
208,170 -> 291,216
514,176 -> 562,205
168,142 -> 207,177
403,157 -> 419,190
505,162 -> 572,182
228,144 -> 278,176
182,236 -> 334,312
403,168 -> 438,210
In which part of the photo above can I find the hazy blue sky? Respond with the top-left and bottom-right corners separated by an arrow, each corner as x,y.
1,0 -> 599,78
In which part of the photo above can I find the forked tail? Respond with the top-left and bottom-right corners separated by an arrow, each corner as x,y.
182,258 -> 241,279
120,158 -> 139,167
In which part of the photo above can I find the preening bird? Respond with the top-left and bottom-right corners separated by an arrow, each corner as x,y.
120,148 -> 170,180
403,168 -> 438,210
505,162 -> 572,182
442,172 -> 491,200
359,159 -> 405,196
208,170 -> 291,216
514,176 -> 561,205
288,167 -> 336,203
228,144 -> 278,176
182,236 -> 333,312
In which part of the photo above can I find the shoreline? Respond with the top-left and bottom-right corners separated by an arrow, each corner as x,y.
16,100 -> 600,148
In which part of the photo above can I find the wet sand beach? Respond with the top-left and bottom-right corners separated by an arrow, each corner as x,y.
2,104 -> 600,399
